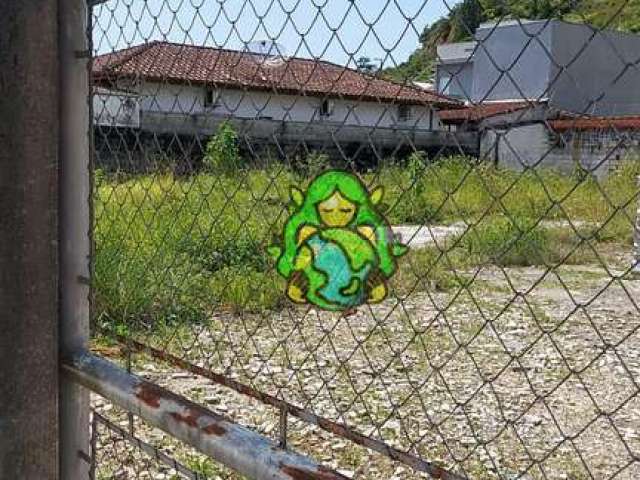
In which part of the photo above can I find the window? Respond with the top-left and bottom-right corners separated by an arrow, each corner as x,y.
204,89 -> 220,109
319,99 -> 333,117
397,104 -> 412,123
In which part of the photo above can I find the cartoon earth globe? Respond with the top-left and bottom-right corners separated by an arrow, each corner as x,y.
269,170 -> 408,311
300,228 -> 378,311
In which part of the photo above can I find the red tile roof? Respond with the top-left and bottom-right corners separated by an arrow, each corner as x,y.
93,41 -> 459,107
438,101 -> 537,123
550,116 -> 640,131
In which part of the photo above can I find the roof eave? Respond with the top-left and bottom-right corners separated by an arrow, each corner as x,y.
93,72 -> 459,108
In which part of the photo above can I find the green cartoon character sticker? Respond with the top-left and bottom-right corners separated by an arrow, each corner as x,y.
269,170 -> 408,311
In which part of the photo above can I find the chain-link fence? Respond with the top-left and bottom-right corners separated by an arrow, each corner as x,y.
89,0 -> 640,478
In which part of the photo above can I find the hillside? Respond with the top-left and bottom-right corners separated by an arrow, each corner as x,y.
385,0 -> 640,83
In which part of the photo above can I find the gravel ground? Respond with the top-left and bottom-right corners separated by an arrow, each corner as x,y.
93,250 -> 640,480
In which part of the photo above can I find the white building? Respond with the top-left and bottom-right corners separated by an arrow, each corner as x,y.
92,41 -> 474,170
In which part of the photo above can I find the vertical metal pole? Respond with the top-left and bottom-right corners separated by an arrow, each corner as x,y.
89,413 -> 98,480
633,175 -> 640,275
0,1 -> 60,478
59,0 -> 91,478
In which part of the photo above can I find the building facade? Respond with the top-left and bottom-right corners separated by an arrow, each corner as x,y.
93,41 -> 476,170
436,19 -> 640,116
436,19 -> 640,176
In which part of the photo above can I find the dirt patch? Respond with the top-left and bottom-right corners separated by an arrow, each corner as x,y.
93,256 -> 640,480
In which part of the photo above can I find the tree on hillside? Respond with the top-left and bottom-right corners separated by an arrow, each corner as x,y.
356,56 -> 379,73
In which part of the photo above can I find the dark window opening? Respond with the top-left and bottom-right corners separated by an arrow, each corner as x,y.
397,104 -> 412,123
319,99 -> 332,117
204,89 -> 219,108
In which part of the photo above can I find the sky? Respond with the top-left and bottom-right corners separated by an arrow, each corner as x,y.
92,0 -> 459,68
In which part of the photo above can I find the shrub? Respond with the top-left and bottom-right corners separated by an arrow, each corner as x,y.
204,122 -> 241,172
295,151 -> 330,178
459,216 -> 550,266
391,246 -> 464,295
92,157 -> 638,332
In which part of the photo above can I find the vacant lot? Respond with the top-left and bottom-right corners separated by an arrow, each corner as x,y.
92,159 -> 640,479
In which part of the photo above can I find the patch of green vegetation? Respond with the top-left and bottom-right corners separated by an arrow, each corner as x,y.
203,121 -> 242,172
93,168 -> 293,335
377,156 -> 638,245
93,155 -> 638,331
391,245 -> 468,296
183,454 -> 232,478
458,216 -> 550,267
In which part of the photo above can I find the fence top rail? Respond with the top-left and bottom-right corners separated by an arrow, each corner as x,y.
63,350 -> 351,480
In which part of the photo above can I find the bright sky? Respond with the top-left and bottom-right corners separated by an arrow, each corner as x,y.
92,0 -> 459,68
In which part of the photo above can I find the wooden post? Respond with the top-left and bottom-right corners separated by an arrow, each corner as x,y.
0,0 -> 60,478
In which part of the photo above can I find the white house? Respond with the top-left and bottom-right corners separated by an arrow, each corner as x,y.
92,41 -> 473,170
93,87 -> 140,128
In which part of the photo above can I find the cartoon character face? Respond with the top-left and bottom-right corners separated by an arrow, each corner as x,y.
317,191 -> 357,227
268,170 -> 408,311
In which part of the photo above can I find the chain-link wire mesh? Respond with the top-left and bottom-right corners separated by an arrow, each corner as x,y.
90,0 -> 640,478
90,408 -> 237,479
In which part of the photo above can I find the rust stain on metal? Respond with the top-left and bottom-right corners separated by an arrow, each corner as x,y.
135,383 -> 162,408
202,422 -> 226,435
169,409 -> 202,428
118,336 -> 467,480
430,465 -> 448,479
281,465 -> 347,480
168,407 -> 227,436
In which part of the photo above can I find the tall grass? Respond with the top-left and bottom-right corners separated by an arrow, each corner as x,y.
93,169 -> 293,333
93,157 -> 639,330
377,157 -> 639,245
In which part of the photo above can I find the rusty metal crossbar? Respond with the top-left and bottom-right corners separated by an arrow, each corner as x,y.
64,351 -> 349,480
86,1 -> 640,479
116,336 -> 466,480
91,412 -> 208,480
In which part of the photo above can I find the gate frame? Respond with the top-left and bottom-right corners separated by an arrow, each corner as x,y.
59,0 -> 92,477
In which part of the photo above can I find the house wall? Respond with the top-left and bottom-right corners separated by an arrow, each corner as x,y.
135,82 -> 442,131
437,19 -> 640,114
94,91 -> 140,127
481,122 -> 637,177
480,123 -> 551,168
472,21 -> 554,102
550,22 -> 640,116
435,62 -> 474,101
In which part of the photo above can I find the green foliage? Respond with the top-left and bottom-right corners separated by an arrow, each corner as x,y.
93,169 -> 293,333
567,0 -> 640,33
294,151 -> 330,178
203,121 -> 241,172
384,48 -> 436,83
377,157 -> 638,246
93,156 -> 638,329
391,246 -> 464,294
94,168 -> 106,188
459,215 -> 550,266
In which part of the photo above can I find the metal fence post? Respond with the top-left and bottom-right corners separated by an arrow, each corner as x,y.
0,1 -> 60,478
634,175 -> 640,275
59,0 -> 92,477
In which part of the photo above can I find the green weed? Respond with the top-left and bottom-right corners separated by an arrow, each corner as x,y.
93,156 -> 638,328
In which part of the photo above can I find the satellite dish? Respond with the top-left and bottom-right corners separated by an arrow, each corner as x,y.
245,40 -> 289,67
